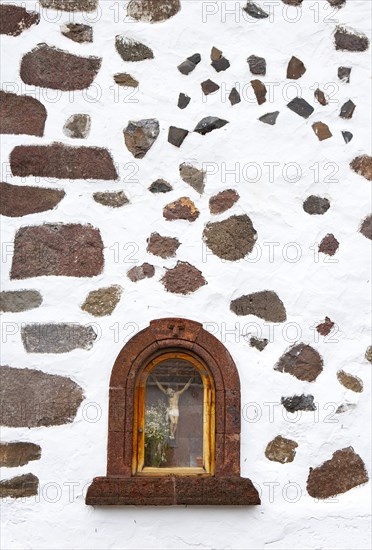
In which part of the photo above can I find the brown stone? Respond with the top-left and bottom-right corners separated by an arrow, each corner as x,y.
281,394 -> 316,412
303,195 -> 330,215
0,473 -> 38,499
365,346 -> 372,363
63,114 -> 91,139
0,290 -> 42,313
168,126 -> 188,148
340,100 -> 356,119
209,189 -> 239,215
0,4 -> 39,36
0,182 -> 65,217
307,447 -> 368,499
287,56 -> 306,79
203,214 -> 257,261
359,215 -> 372,240
314,88 -> 328,106
127,0 -> 181,22
162,262 -> 206,294
282,0 -> 302,4
93,191 -> 129,208
350,155 -> 372,181
265,436 -> 298,464
10,143 -> 118,180
179,163 -> 205,194
229,88 -> 241,105
163,197 -> 200,222
251,79 -> 267,105
177,54 -> 201,75
127,263 -> 155,282
39,0 -> 98,11
11,224 -> 104,279
0,91 -> 47,137
81,286 -> 122,317
114,73 -> 139,87
147,233 -> 180,259
334,27 -> 369,52
249,336 -> 268,351
0,365 -> 84,427
274,343 -> 323,382
22,323 -> 97,353
231,291 -> 287,322
201,79 -> 220,96
20,44 -> 101,91
312,121 -> 332,141
337,370 -> 363,393
0,442 -> 41,467
247,55 -> 266,75
124,119 -> 159,158
319,234 -> 339,256
316,317 -> 335,336
115,36 -> 154,62
61,22 -> 93,43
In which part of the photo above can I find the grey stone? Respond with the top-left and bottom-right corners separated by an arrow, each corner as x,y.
39,0 -> 98,11
229,88 -> 241,105
281,395 -> 316,412
274,343 -> 323,382
177,53 -> 201,75
168,126 -> 188,147
21,323 -> 97,353
179,163 -> 205,194
63,114 -> 91,139
249,336 -> 268,351
194,117 -> 229,135
0,290 -> 42,313
0,442 -> 41,467
360,215 -> 372,240
231,290 -> 286,322
93,191 -> 129,208
0,473 -> 38,499
127,0 -> 181,22
61,22 -> 93,43
334,27 -> 369,52
247,55 -> 266,75
115,36 -> 154,62
124,119 -> 159,158
178,93 -> 190,109
342,131 -> 353,143
340,100 -> 356,119
243,2 -> 269,18
149,179 -> 173,193
338,66 -> 351,83
287,97 -> 314,119
259,111 -> 279,125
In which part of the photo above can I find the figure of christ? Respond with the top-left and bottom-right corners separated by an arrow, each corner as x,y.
153,376 -> 193,439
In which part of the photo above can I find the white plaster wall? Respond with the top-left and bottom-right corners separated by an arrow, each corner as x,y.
1,0 -> 371,548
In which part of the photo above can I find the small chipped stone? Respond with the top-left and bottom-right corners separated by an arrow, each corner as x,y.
63,114 -> 91,139
194,117 -> 229,135
201,79 -> 220,96
61,22 -> 92,43
124,119 -> 159,158
178,93 -> 190,109
340,100 -> 356,119
337,370 -> 363,393
93,191 -> 129,208
168,126 -> 188,148
178,53 -> 201,75
359,215 -> 372,240
303,195 -> 330,215
249,336 -> 268,351
114,73 -> 139,87
319,234 -> 339,256
0,442 -> 41,468
338,66 -> 351,83
342,131 -> 353,143
281,395 -> 316,413
350,155 -> 372,181
162,261 -> 206,294
209,189 -> 239,215
115,36 -> 154,62
265,436 -> 298,464
179,163 -> 205,194
251,79 -> 267,105
0,473 -> 38,499
0,290 -> 43,313
334,27 -> 369,52
287,56 -> 306,79
147,232 -> 180,259
243,2 -> 269,18
229,88 -> 241,105
365,346 -> 372,363
247,55 -> 266,75
127,0 -> 181,22
163,197 -> 200,222
149,179 -> 172,193
127,263 -> 155,282
231,291 -> 286,322
316,316 -> 335,336
22,323 -> 97,353
210,48 -> 230,72
81,286 -> 122,317
287,97 -> 314,119
314,88 -> 328,106
204,215 -> 257,262
312,121 -> 332,141
274,343 -> 323,382
259,111 -> 279,125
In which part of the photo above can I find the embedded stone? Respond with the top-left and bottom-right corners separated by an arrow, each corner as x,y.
319,234 -> 339,256
0,474 -> 38,499
274,343 -> 323,382
209,189 -> 239,215
124,119 -> 159,158
287,56 -> 306,79
0,291 -> 42,313
115,36 -> 154,62
39,0 -> 98,11
163,197 -> 200,222
204,214 -> 257,261
287,97 -> 314,119
162,262 -> 206,294
259,111 -> 279,125
168,126 -> 188,148
316,317 -> 335,336
178,93 -> 190,109
0,182 -> 65,217
194,117 -> 229,135
247,55 -> 266,75
201,79 -> 220,96
179,163 -> 205,194
338,66 -> 351,82
314,88 -> 328,106
0,442 -> 41,467
61,22 -> 93,43
281,0 -> 302,4
127,263 -> 155,282
231,291 -> 286,322
127,0 -> 181,22
365,346 -> 372,363
312,121 -> 332,141
177,53 -> 201,75
22,323 -> 97,353
63,114 -> 91,139
334,27 -> 369,52
340,100 -> 356,119
93,191 -> 129,208
307,447 -> 368,499
342,131 -> 353,143
327,0 -> 346,6
10,143 -> 118,180
360,215 -> 372,240
11,224 -> 104,279
251,80 -> 267,105
211,48 -> 230,72
249,336 -> 268,351
265,436 -> 298,464
149,179 -> 172,193
281,395 -> 316,413
20,44 -> 101,91
337,370 -> 363,393
114,73 -> 139,87
147,232 -> 180,259
336,403 -> 357,414
81,286 -> 122,317
303,195 -> 330,215
0,365 -> 84,427
229,88 -> 241,105
0,91 -> 47,137
0,4 -> 40,36
243,2 -> 269,18
350,155 -> 372,181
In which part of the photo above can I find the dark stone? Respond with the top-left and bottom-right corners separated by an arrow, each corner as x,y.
259,111 -> 279,125
0,291 -> 42,313
63,114 -> 91,139
231,291 -> 286,322
0,473 -> 38,499
168,126 -> 188,147
287,56 -> 306,79
20,44 -> 101,91
303,195 -> 330,215
127,263 -> 155,282
281,0 -> 302,4
334,27 -> 369,52
163,197 -> 200,222
229,88 -> 241,105
115,36 -> 154,62
319,234 -> 339,256
194,117 -> 229,135
360,215 -> 372,240
312,121 -> 332,141
177,53 -> 201,75
211,48 -> 230,72
81,286 -> 122,317
149,179 -> 172,193
61,22 -> 92,43
93,191 -> 129,208
0,365 -> 84,427
10,143 -> 118,180
243,2 -> 269,18
178,93 -> 190,109
39,0 -> 98,11
251,79 -> 267,105
350,155 -> 372,181
0,182 -> 65,217
211,47 -> 222,61
114,73 -> 138,87
247,55 -> 266,75
336,403 -> 356,414
281,395 -> 316,413
340,100 -> 356,119
342,131 -> 353,143
337,370 -> 363,393
287,97 -> 314,119
147,232 -> 180,259
327,0 -> 346,6
307,447 -> 368,499
365,346 -> 372,363
162,262 -> 206,294
338,66 -> 351,83
0,442 -> 41,467
127,0 -> 181,22
249,336 -> 268,351
204,214 -> 257,261
0,4 -> 39,36
22,323 -> 97,353
201,79 -> 220,96
179,163 -> 205,193
209,189 -> 239,215
11,224 -> 104,279
274,343 -> 323,382
265,436 -> 298,464
124,119 -> 159,158
0,91 -> 47,137
314,88 -> 328,105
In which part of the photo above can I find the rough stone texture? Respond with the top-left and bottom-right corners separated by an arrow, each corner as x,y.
337,370 -> 363,393
0,4 -> 40,36
0,291 -> 42,313
39,0 -> 98,11
61,22 -> 93,43
179,163 -> 205,193
11,143 -> 118,180
0,182 -> 65,217
265,436 -> 298,464
360,215 -> 372,240
81,286 -> 122,317
314,88 -> 328,106
203,215 -> 257,261
365,346 -> 372,363
178,93 -> 190,109
127,263 -> 155,282
312,121 -> 332,141
287,97 -> 314,119
249,336 -> 268,351
147,233 -> 180,259
231,291 -> 286,322
0,442 -> 41,467
259,111 -> 279,125
338,66 -> 351,83
307,447 -> 368,499
20,44 -> 101,91
243,2 -> 268,18
342,131 -> 353,144
93,191 -> 129,208
319,234 -> 339,256
162,262 -> 206,294
282,0 -> 302,4
149,179 -> 172,193
327,0 -> 346,6
287,56 -> 306,79
316,316 -> 335,336
334,27 -> 369,52
22,323 -> 97,353
281,395 -> 316,413
127,0 -> 181,22
303,196 -> 330,215
63,114 -> 91,139
114,73 -> 138,87
124,119 -> 159,158
0,365 -> 84,427
274,343 -> 323,382
209,189 -> 239,215
201,79 -> 220,96
340,100 -> 356,119
11,224 -> 104,279
247,55 -> 266,75
336,403 -> 357,414
168,126 -> 188,147
229,88 -> 241,105
194,117 -> 228,135
177,53 -> 201,75
211,48 -> 230,72
0,474 -> 38,499
251,80 -> 267,105
350,155 -> 372,181
163,197 -> 200,221
0,91 -> 47,137
115,36 -> 154,62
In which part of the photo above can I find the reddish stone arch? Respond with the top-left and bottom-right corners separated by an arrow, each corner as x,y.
86,318 -> 260,505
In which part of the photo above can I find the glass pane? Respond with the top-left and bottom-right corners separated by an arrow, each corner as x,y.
144,357 -> 204,468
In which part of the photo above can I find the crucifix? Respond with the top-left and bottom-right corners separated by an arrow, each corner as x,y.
153,376 -> 193,439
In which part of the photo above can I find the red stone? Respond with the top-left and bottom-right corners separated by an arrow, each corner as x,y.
0,92 -> 47,136
0,4 -> 39,36
0,182 -> 65,217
